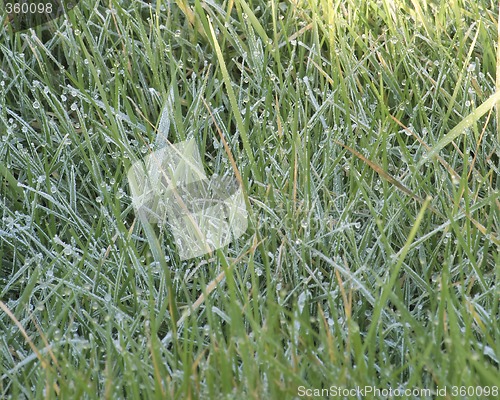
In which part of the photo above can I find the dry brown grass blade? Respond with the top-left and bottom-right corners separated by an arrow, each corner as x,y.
176,237 -> 261,327
278,22 -> 313,48
467,108 -> 492,183
29,313 -> 59,369
389,114 -> 500,246
201,97 -> 244,189
175,0 -> 206,37
0,301 -> 60,395
389,114 -> 460,183
334,140 -> 443,217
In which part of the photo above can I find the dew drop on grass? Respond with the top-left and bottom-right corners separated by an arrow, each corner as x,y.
297,291 -> 308,313
113,340 -> 122,352
104,294 -> 112,302
33,101 -> 40,109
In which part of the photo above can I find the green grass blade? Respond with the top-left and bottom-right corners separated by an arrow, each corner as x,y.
416,90 -> 500,169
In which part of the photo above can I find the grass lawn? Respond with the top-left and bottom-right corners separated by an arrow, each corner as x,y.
1,0 -> 499,398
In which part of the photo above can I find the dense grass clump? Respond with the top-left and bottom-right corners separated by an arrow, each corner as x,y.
1,0 -> 499,398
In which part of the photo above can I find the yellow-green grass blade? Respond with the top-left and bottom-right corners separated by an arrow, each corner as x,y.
416,90 -> 500,169
207,18 -> 257,171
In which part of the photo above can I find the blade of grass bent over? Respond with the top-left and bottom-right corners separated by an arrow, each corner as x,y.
416,90 -> 500,169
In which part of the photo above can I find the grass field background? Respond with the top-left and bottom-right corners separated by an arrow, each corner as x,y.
1,0 -> 499,398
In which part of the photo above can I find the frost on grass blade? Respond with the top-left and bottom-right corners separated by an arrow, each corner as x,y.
127,139 -> 248,260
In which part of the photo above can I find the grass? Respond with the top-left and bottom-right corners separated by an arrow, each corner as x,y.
0,0 -> 499,398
